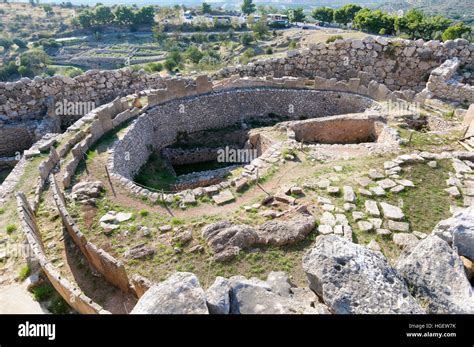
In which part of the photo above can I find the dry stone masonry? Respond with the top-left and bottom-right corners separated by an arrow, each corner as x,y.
3,35 -> 474,315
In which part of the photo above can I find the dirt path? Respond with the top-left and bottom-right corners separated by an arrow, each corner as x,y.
0,283 -> 47,314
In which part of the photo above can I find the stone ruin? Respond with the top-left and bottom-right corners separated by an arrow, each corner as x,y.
1,35 -> 473,315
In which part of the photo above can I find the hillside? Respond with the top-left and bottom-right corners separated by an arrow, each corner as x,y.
377,0 -> 474,25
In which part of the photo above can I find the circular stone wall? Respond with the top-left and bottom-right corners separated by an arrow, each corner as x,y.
111,88 -> 380,180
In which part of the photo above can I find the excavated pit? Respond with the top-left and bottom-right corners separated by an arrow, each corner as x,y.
288,114 -> 386,144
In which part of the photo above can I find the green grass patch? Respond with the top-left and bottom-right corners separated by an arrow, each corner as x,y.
18,265 -> 30,281
32,283 -> 54,301
135,152 -> 177,191
6,223 -> 17,234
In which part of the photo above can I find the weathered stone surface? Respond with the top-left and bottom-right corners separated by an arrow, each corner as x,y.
124,244 -> 155,259
343,186 -> 356,202
258,214 -> 315,246
205,276 -> 231,314
379,202 -> 405,221
202,221 -> 259,262
228,277 -> 290,314
387,220 -> 410,232
397,235 -> 474,314
266,271 -> 292,297
202,212 -> 315,261
71,181 -> 104,204
432,206 -> 474,260
318,224 -> 333,235
212,189 -> 235,205
367,239 -> 381,252
444,186 -> 461,197
365,200 -> 380,217
393,233 -> 419,252
378,179 -> 397,189
131,272 -> 209,314
302,235 -> 423,314
358,220 -> 374,232
370,186 -> 386,196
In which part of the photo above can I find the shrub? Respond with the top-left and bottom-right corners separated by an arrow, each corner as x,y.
6,224 -> 17,234
240,32 -> 253,46
243,48 -> 255,58
19,265 -> 31,281
185,45 -> 204,64
0,207 -> 5,215
146,62 -> 163,72
164,58 -> 177,71
139,209 -> 149,217
32,284 -> 54,301
48,296 -> 70,314
326,35 -> 343,44
265,47 -> 273,55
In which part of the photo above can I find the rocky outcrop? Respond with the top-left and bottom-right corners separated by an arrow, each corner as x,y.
302,235 -> 424,314
257,214 -> 315,246
131,272 -> 209,314
130,271 -> 330,314
202,213 -> 315,261
201,221 -> 259,262
71,181 -> 105,205
228,273 -> 330,314
397,235 -> 474,314
205,277 -> 231,314
432,206 -> 474,260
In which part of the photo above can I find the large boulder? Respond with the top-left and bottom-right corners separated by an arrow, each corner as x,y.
131,272 -> 209,314
397,235 -> 474,314
228,276 -> 329,314
432,206 -> 474,260
257,214 -> 315,246
205,277 -> 231,314
202,221 -> 259,262
266,271 -> 292,297
302,235 -> 424,314
202,212 -> 315,261
71,181 -> 104,205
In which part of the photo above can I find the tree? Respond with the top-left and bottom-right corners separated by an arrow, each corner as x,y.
241,0 -> 256,16
0,38 -> 13,50
19,48 -> 51,76
257,5 -> 268,16
134,6 -> 155,26
201,2 -> 211,14
334,4 -> 362,26
252,16 -> 269,39
114,5 -> 135,26
442,22 -> 472,41
287,7 -> 305,23
78,10 -> 93,28
94,5 -> 114,25
13,38 -> 27,49
353,9 -> 395,35
42,4 -> 54,14
152,22 -> 167,42
395,9 -> 452,40
311,7 -> 333,25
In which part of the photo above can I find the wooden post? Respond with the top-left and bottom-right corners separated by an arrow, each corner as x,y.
408,132 -> 413,147
462,125 -> 470,139
104,165 -> 116,197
